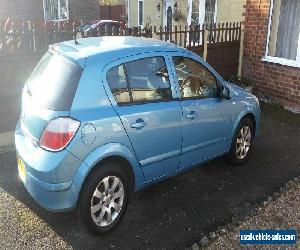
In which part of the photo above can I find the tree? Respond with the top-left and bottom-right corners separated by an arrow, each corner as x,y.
99,0 -> 126,20
100,0 -> 122,5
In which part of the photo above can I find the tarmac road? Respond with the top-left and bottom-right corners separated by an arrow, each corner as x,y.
0,103 -> 299,249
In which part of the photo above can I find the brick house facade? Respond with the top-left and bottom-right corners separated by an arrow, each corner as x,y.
242,0 -> 300,111
0,0 -> 100,22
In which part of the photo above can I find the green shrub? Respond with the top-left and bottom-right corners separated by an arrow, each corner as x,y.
230,75 -> 253,87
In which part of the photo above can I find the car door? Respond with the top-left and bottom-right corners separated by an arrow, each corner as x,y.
169,54 -> 233,168
103,54 -> 182,181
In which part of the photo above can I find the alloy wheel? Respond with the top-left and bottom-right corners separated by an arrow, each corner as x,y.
236,125 -> 251,160
90,176 -> 124,227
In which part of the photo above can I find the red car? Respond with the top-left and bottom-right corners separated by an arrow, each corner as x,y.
76,20 -> 125,37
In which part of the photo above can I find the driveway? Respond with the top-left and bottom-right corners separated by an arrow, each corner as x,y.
0,103 -> 299,249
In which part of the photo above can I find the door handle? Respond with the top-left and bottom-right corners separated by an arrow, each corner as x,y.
186,111 -> 198,120
130,119 -> 147,130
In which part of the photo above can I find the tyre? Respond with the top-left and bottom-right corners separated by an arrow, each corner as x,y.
79,161 -> 129,234
227,117 -> 254,165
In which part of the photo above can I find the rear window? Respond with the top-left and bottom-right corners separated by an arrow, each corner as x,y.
26,52 -> 82,110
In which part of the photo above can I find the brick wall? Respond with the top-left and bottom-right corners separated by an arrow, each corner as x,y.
242,0 -> 300,111
0,0 -> 100,23
0,0 -> 43,21
69,0 -> 100,22
100,5 -> 125,22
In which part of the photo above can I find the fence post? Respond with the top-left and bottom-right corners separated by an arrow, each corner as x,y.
32,22 -> 36,52
27,21 -> 32,52
238,29 -> 244,77
203,29 -> 208,61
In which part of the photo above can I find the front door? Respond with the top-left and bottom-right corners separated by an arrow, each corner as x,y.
170,55 -> 232,168
104,55 -> 182,181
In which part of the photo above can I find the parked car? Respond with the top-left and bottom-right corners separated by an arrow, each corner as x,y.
15,36 -> 260,234
76,20 -> 125,37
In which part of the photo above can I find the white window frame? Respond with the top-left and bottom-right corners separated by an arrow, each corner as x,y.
43,0 -> 69,22
263,0 -> 300,68
188,0 -> 218,26
127,0 -> 131,28
138,0 -> 144,27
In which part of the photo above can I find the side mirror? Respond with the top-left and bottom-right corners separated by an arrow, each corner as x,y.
221,85 -> 231,100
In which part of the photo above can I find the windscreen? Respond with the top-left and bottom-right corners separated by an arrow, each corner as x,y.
26,52 -> 82,111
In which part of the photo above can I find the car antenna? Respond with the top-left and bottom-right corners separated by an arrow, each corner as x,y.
73,22 -> 80,45
74,31 -> 80,45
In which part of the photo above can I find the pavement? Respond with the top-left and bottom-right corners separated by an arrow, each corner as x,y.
205,181 -> 300,249
0,103 -> 299,249
0,94 -> 21,134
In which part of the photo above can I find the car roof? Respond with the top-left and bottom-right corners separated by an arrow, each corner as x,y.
50,36 -> 188,67
90,20 -> 121,24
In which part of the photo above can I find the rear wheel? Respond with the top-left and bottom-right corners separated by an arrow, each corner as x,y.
227,117 -> 254,165
79,162 -> 129,234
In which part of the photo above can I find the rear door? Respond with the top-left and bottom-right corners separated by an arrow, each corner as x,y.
103,54 -> 182,181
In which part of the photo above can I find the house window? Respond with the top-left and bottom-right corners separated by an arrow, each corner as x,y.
191,0 -> 199,25
204,0 -> 216,25
188,0 -> 217,26
43,0 -> 69,21
138,0 -> 144,27
266,0 -> 300,64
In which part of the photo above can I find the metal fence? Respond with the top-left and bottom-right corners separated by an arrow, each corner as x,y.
0,18 -> 242,79
0,19 -> 241,53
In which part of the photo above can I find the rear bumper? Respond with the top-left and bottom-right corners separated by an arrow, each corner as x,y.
18,167 -> 76,212
15,122 -> 81,212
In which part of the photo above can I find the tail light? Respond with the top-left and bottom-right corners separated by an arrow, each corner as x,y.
39,117 -> 80,151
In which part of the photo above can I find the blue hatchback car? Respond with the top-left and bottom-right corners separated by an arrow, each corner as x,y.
15,36 -> 260,234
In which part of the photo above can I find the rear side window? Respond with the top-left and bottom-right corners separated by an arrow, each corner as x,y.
26,52 -> 82,110
107,57 -> 172,105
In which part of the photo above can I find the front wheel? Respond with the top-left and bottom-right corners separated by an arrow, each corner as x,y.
227,117 -> 254,165
79,162 -> 129,234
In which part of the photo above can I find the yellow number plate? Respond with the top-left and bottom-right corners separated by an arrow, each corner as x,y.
17,158 -> 26,182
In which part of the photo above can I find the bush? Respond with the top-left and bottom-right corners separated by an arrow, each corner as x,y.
230,75 -> 253,87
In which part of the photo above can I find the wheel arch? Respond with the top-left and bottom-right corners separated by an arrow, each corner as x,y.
70,143 -> 146,208
230,109 -> 257,144
89,155 -> 135,191
243,112 -> 256,136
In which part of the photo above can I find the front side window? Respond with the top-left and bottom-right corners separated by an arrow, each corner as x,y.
107,57 -> 172,104
267,0 -> 300,61
43,0 -> 69,21
173,57 -> 218,99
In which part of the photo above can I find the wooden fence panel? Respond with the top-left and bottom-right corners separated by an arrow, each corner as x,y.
207,41 -> 240,80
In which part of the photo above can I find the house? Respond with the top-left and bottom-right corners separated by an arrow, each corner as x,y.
0,0 -> 101,22
242,0 -> 300,111
126,0 -> 245,28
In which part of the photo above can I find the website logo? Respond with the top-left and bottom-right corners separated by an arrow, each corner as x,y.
240,230 -> 297,245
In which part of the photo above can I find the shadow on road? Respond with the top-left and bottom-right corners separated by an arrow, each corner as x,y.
0,103 -> 299,249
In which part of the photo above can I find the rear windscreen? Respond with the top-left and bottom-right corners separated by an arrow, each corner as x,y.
26,51 -> 82,111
